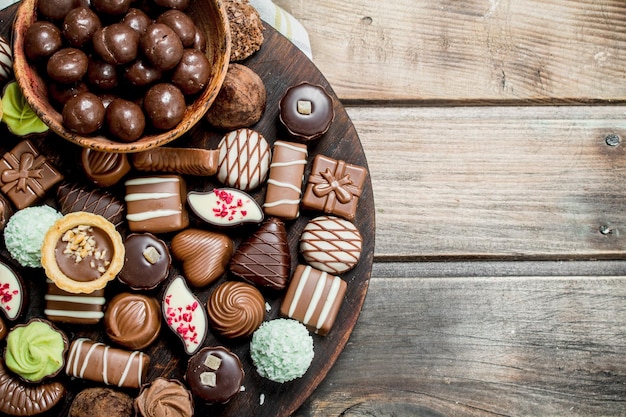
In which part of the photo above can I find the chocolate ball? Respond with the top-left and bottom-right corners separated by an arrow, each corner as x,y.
156,10 -> 196,48
140,23 -> 183,71
106,98 -> 145,142
49,81 -> 89,108
154,0 -> 189,10
192,27 -> 206,52
87,58 -> 118,90
92,0 -> 133,15
24,21 -> 62,62
62,7 -> 102,47
37,0 -> 75,21
171,49 -> 211,95
63,92 -> 106,134
47,48 -> 89,84
124,59 -> 162,88
121,8 -> 152,35
143,83 -> 185,130
93,23 -> 140,65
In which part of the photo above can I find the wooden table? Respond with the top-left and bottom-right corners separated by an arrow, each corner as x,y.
275,1 -> 626,415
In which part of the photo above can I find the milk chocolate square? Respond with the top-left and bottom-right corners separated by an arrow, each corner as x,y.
279,264 -> 347,336
0,140 -> 63,209
301,154 -> 367,220
125,175 -> 189,234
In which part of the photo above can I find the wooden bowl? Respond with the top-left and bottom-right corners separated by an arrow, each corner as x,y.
12,0 -> 231,153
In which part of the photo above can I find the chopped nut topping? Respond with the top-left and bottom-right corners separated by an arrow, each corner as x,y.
203,354 -> 222,370
297,100 -> 312,115
142,246 -> 161,265
200,371 -> 217,387
61,224 -> 111,274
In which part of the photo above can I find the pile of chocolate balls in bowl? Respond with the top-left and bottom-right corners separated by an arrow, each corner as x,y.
13,0 -> 231,153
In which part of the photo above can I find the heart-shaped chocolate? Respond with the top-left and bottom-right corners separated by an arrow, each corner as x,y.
170,229 -> 233,288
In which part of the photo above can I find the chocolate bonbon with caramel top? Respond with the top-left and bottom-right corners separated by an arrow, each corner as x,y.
279,82 -> 334,142
263,140 -> 308,219
118,233 -> 171,290
207,281 -> 265,339
184,346 -> 244,404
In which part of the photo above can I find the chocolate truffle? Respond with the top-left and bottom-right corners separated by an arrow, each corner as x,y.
121,8 -> 152,35
171,49 -> 211,95
143,83 -> 185,130
225,0 -> 264,62
156,9 -> 197,47
106,98 -> 146,142
47,48 -> 89,84
93,23 -> 140,65
92,0 -> 133,15
24,21 -> 62,61
185,346 -> 244,404
63,6 -> 102,47
154,0 -> 189,10
37,0 -> 75,21
63,92 -> 106,135
124,59 -> 163,88
118,233 -> 171,290
105,292 -> 162,350
87,57 -> 119,90
135,378 -> 194,417
279,82 -> 335,142
140,23 -> 184,71
205,63 -> 266,130
207,281 -> 265,339
69,388 -> 133,417
49,81 -> 89,107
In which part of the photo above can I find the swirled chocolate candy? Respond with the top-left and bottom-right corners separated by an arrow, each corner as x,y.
170,229 -> 233,288
0,261 -> 25,321
66,338 -> 149,388
207,281 -> 265,339
0,140 -> 63,210
162,276 -> 208,355
229,217 -> 290,291
185,346 -> 244,404
187,188 -> 263,228
135,378 -> 194,417
57,182 -> 125,229
118,233 -> 171,290
216,128 -> 271,191
45,280 -> 105,324
0,359 -> 66,416
81,148 -> 131,187
300,215 -> 362,274
105,292 -> 162,350
279,82 -> 334,142
132,147 -> 219,176
263,140 -> 308,219
280,264 -> 347,336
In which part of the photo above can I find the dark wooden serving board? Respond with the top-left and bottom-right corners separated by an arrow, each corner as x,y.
0,3 -> 374,417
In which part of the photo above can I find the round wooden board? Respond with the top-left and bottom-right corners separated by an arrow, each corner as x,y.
0,4 -> 374,417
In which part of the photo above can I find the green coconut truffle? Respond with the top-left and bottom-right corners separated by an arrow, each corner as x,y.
250,318 -> 314,383
5,319 -> 67,383
4,205 -> 62,268
1,81 -> 49,136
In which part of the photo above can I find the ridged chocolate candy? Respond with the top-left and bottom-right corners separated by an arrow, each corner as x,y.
229,217 -> 290,291
104,293 -> 161,350
132,147 -> 219,176
300,215 -> 362,274
57,182 -> 125,229
207,281 -> 265,339
135,378 -> 193,417
81,148 -> 130,187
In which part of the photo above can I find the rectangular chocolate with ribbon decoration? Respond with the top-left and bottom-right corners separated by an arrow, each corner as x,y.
302,154 -> 367,220
0,140 -> 63,209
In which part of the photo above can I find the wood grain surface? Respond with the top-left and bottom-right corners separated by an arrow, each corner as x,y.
269,0 -> 626,416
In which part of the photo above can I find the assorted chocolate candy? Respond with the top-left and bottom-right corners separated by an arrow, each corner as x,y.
0,8 -> 371,413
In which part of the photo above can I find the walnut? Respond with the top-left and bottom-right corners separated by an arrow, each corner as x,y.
205,63 -> 266,130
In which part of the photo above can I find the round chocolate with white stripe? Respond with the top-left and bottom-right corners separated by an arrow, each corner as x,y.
216,128 -> 271,191
299,215 -> 362,274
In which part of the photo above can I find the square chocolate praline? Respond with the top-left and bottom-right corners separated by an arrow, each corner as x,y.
0,140 -> 63,210
302,154 -> 367,220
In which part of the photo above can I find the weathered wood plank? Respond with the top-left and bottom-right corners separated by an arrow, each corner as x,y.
295,274 -> 626,416
274,0 -> 626,103
349,105 -> 626,260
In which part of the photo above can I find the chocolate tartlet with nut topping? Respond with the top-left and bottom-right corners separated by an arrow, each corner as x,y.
41,212 -> 125,294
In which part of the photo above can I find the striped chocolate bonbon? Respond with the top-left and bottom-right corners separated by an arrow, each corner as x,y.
263,141 -> 308,219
